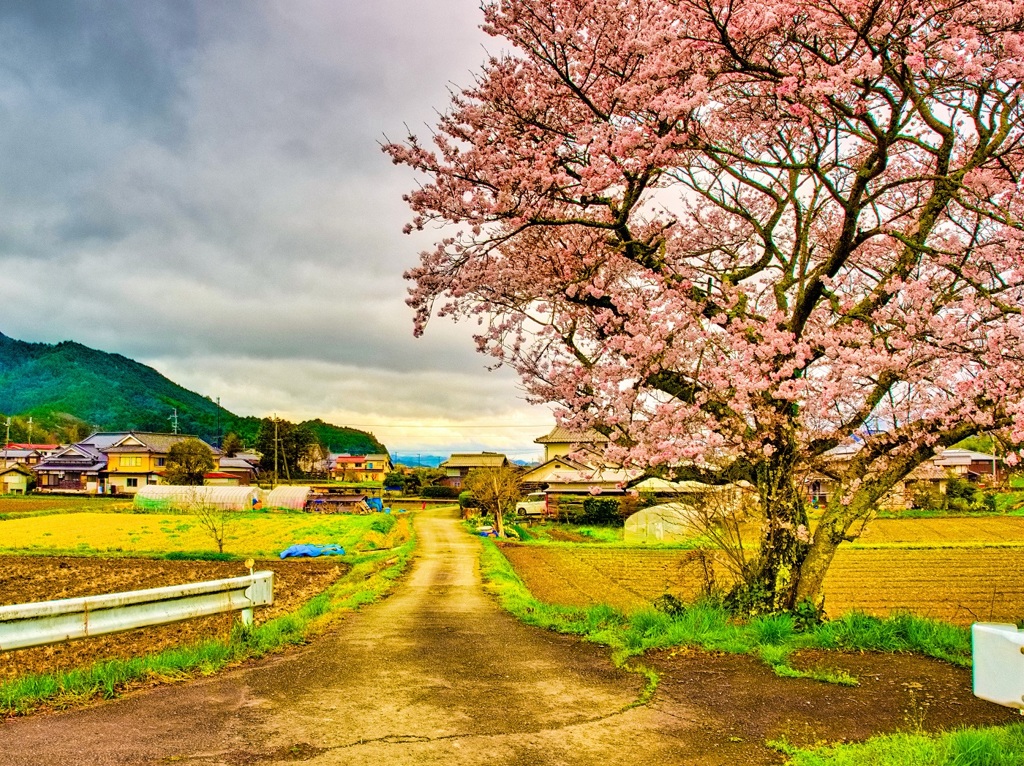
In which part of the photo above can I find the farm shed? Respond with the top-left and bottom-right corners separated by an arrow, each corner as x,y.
624,503 -> 703,543
134,485 -> 260,512
266,485 -> 311,510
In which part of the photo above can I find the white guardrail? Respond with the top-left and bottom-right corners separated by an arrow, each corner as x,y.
0,571 -> 274,652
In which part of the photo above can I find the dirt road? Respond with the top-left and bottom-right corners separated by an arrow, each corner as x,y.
0,508 -> 1012,765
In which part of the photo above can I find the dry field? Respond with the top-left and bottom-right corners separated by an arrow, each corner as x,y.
0,555 -> 346,682
503,515 -> 1024,624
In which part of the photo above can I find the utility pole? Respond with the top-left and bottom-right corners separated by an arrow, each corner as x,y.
3,418 -> 9,467
169,409 -> 179,435
26,417 -> 32,444
273,415 -> 278,487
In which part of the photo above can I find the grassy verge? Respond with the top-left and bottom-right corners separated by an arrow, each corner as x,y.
771,723 -> 1024,765
0,529 -> 416,715
479,539 -> 970,681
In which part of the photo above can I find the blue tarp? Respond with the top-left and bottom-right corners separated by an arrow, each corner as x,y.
279,544 -> 345,559
366,497 -> 384,512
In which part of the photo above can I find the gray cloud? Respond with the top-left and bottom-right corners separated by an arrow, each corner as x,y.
0,1 -> 545,454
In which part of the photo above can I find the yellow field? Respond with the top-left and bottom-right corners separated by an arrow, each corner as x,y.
0,511 -> 409,558
852,516 -> 1024,546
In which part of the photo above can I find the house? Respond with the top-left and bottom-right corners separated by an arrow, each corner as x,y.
0,464 -> 34,494
332,453 -> 393,483
438,452 -> 510,489
801,443 -> 1005,510
103,432 -> 219,494
932,449 -> 1007,484
534,426 -> 609,463
519,455 -> 592,490
217,456 -> 259,485
1,443 -> 59,469
33,433 -> 124,493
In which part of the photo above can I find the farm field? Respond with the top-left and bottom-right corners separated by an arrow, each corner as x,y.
0,496 -> 131,515
502,515 -> 1024,624
0,504 -> 413,687
0,555 -> 346,682
0,509 -> 407,557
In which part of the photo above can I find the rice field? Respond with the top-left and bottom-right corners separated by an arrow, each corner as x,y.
0,510 -> 409,558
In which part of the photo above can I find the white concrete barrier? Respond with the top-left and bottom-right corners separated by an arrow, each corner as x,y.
972,622 -> 1024,711
0,571 -> 274,651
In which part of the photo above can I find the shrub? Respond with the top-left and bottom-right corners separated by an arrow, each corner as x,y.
582,497 -> 624,526
458,491 -> 479,509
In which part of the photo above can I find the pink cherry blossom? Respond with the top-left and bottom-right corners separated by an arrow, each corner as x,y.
386,0 -> 1024,612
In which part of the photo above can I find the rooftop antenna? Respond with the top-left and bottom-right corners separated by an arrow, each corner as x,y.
169,409 -> 179,435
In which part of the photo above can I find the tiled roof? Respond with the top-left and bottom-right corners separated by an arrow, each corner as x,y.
440,453 -> 509,468
534,426 -> 610,445
103,432 -> 219,455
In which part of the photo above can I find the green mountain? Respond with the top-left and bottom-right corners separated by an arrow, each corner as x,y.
0,332 -> 386,455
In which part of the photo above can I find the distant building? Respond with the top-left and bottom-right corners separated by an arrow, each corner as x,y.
331,453 -> 393,483
439,452 -> 510,489
33,431 -> 218,494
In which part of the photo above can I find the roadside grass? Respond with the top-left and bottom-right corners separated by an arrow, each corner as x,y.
0,523 -> 417,715
771,723 -> 1024,765
478,539 -> 972,678
0,510 -> 410,558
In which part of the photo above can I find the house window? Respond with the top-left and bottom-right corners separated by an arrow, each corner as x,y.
156,458 -> 166,467
126,478 -> 139,488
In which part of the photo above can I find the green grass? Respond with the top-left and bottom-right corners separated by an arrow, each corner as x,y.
478,539 -> 972,680
0,531 -> 417,715
773,723 -> 1024,765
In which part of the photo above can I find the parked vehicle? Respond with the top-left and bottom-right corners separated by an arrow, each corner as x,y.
515,491 -> 546,517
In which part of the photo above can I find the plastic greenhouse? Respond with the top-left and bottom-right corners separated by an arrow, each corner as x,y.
134,485 -> 260,512
265,486 -> 312,510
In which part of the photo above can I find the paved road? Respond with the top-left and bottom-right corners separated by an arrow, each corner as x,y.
0,507 -> 711,766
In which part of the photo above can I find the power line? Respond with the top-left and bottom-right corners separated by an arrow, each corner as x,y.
342,423 -> 552,429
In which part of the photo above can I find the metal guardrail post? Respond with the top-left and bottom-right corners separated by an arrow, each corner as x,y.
0,571 -> 274,652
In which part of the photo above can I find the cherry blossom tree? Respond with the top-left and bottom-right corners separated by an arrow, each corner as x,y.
386,0 -> 1024,613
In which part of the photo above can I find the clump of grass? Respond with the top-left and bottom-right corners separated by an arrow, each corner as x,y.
773,723 -> 1024,765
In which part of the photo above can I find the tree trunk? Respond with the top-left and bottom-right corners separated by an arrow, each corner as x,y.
795,492 -> 875,610
731,443 -> 810,613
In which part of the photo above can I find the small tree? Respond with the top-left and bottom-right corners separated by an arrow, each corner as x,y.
383,471 -> 407,493
187,493 -> 233,554
165,438 -> 215,485
221,432 -> 244,457
464,466 -> 522,537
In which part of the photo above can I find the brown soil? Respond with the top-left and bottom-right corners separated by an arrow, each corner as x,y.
0,555 -> 347,682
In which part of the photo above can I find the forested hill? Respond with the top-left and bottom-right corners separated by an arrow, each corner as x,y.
0,332 -> 386,454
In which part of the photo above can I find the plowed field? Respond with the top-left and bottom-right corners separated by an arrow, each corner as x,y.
502,537 -> 1024,624
0,556 -> 347,682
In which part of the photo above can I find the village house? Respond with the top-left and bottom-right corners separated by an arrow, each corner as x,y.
1,443 -> 59,469
439,452 -> 510,489
0,463 -> 34,494
331,453 -> 393,483
33,431 -> 218,494
533,426 -> 609,463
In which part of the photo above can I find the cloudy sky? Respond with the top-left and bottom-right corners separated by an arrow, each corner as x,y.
0,0 -> 554,461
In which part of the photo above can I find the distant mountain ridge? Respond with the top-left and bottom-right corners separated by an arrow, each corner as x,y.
0,331 -> 385,455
